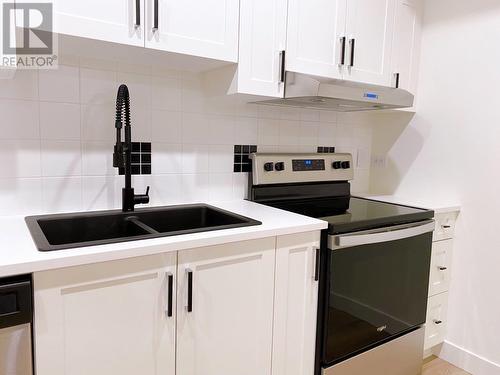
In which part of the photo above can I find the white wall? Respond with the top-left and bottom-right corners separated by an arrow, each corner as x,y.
0,52 -> 374,216
370,1 -> 500,373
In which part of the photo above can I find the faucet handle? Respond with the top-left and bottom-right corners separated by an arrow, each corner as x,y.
134,186 -> 150,205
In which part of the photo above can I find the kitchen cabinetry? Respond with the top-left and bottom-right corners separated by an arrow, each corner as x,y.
286,0 -> 396,86
343,0 -> 396,86
236,0 -> 288,97
424,208 -> 460,353
391,0 -> 423,94
52,0 -> 145,47
34,253 -> 177,375
272,232 -> 320,375
34,233 -> 321,375
176,237 -> 276,375
286,0 -> 346,80
145,0 -> 239,62
51,0 -> 239,62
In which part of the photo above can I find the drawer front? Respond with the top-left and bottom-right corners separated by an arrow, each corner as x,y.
424,292 -> 448,350
433,211 -> 458,241
428,240 -> 452,296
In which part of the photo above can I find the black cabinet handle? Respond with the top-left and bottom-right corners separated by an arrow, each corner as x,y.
166,273 -> 173,317
340,36 -> 346,66
438,266 -> 448,271
187,269 -> 193,313
135,0 -> 141,27
314,248 -> 321,281
434,319 -> 443,325
349,38 -> 355,67
153,0 -> 159,31
279,50 -> 286,83
442,225 -> 451,229
395,73 -> 400,88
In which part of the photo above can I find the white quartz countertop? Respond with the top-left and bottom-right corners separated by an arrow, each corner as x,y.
359,194 -> 461,214
0,200 -> 327,277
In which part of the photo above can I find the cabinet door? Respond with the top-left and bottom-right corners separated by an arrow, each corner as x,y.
344,0 -> 396,86
177,238 -> 275,375
34,253 -> 176,375
391,0 -> 422,94
273,232 -> 321,375
286,0 -> 347,79
145,0 -> 239,62
237,0 -> 288,97
52,0 -> 145,46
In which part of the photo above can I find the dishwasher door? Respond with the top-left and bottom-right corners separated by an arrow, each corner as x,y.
0,276 -> 33,375
0,324 -> 33,375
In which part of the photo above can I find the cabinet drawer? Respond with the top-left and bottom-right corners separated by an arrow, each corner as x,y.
428,240 -> 452,296
433,211 -> 458,241
424,292 -> 448,350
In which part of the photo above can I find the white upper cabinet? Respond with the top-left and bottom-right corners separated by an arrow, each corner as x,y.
34,253 -> 177,375
52,0 -> 145,46
145,0 -> 239,62
236,0 -> 288,97
391,0 -> 423,94
286,0 -> 347,79
344,0 -> 396,86
176,238 -> 276,375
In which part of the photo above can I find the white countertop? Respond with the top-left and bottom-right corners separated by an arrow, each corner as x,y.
359,194 -> 461,214
0,200 -> 327,278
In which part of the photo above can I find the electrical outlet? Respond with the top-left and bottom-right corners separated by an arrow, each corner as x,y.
371,154 -> 387,169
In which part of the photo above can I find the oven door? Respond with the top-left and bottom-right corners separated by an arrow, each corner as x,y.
323,220 -> 434,366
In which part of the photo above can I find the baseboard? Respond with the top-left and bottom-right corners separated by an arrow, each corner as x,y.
437,340 -> 500,375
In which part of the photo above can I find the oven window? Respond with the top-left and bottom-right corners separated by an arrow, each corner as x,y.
324,232 -> 432,364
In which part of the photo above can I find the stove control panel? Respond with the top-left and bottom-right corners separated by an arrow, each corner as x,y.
250,153 -> 354,185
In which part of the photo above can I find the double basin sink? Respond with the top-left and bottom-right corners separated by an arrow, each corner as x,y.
25,204 -> 261,251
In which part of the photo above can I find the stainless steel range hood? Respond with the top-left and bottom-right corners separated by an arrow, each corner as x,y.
253,72 -> 414,112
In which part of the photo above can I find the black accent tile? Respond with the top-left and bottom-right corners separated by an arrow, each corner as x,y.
242,163 -> 252,173
131,153 -> 141,163
242,145 -> 250,153
132,142 -> 141,152
317,147 -> 324,153
234,164 -> 242,173
118,167 -> 125,175
234,145 -> 242,153
141,142 -> 151,152
250,145 -> 257,153
141,165 -> 151,175
234,155 -> 242,163
141,153 -> 151,163
131,165 -> 141,175
242,154 -> 250,163
329,147 -> 336,153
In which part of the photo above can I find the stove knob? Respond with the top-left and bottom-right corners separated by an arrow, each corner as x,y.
275,162 -> 285,171
332,161 -> 342,169
341,161 -> 351,169
264,162 -> 274,172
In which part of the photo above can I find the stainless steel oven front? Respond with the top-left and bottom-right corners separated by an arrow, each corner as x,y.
319,220 -> 434,375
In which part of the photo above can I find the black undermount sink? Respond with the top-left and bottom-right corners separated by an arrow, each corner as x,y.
25,204 -> 261,252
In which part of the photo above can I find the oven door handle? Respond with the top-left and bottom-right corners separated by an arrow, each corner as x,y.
328,220 -> 435,250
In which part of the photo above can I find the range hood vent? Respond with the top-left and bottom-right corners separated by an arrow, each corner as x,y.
253,72 -> 414,112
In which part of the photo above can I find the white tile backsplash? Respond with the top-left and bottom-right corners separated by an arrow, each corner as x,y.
0,57 -> 374,216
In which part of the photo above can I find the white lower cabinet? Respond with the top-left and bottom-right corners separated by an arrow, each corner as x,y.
33,233 -> 321,375
176,237 -> 276,375
34,253 -> 177,375
273,232 -> 321,375
424,292 -> 448,350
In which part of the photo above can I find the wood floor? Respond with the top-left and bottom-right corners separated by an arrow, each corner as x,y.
422,357 -> 471,375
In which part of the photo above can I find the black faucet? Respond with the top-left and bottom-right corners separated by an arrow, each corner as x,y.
113,84 -> 150,212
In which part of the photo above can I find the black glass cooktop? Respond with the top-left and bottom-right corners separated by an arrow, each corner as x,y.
265,196 -> 434,234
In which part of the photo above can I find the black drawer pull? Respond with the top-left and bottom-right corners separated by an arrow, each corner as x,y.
166,273 -> 173,317
434,319 -> 443,325
314,248 -> 320,281
135,0 -> 141,27
438,266 -> 448,271
153,0 -> 159,31
187,269 -> 193,313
